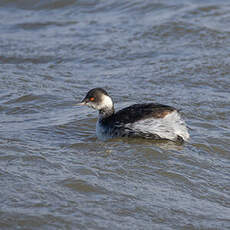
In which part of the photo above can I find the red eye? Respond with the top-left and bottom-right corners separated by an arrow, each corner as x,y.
90,97 -> 95,101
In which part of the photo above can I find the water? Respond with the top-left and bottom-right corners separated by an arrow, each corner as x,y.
0,0 -> 230,229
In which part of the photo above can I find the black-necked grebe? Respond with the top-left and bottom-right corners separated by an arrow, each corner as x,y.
78,88 -> 190,143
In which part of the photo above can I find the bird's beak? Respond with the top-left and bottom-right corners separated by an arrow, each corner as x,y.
75,97 -> 89,106
76,102 -> 86,106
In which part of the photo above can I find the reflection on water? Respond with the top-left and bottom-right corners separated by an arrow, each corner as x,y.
0,0 -> 230,229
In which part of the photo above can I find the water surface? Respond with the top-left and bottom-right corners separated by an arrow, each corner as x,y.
0,0 -> 230,229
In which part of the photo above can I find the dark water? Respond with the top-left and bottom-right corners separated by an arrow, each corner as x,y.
0,0 -> 230,229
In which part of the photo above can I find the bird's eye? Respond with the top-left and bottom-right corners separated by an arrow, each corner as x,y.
90,97 -> 95,101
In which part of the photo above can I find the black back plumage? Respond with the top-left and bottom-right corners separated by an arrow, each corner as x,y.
101,103 -> 176,126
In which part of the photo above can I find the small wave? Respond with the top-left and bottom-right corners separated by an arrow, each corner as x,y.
0,55 -> 61,64
0,0 -> 79,10
59,178 -> 108,194
6,94 -> 41,104
15,21 -> 77,31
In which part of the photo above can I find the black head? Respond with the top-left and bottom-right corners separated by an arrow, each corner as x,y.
79,88 -> 114,112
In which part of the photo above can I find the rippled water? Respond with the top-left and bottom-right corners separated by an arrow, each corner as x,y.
0,0 -> 230,229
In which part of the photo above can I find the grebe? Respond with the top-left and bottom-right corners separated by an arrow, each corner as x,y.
78,88 -> 189,143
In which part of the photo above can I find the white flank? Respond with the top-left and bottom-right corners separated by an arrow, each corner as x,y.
124,111 -> 190,141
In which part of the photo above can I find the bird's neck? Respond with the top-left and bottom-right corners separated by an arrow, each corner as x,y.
98,107 -> 115,120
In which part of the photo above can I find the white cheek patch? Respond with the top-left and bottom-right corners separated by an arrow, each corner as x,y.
87,102 -> 96,109
86,95 -> 113,111
98,95 -> 113,110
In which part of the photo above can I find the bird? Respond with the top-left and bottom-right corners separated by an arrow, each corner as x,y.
77,88 -> 189,143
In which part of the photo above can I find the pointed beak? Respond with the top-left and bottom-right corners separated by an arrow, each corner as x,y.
75,97 -> 89,106
75,102 -> 86,106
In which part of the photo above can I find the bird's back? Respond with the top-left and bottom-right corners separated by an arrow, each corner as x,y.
102,103 -> 176,125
